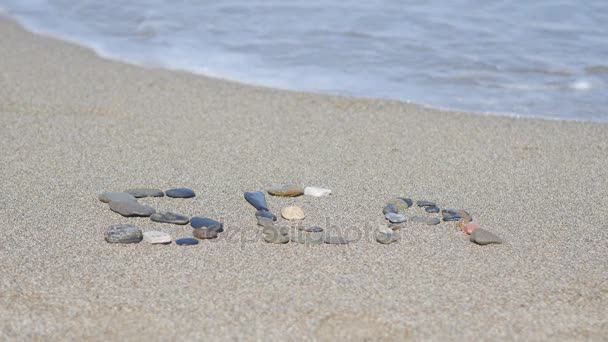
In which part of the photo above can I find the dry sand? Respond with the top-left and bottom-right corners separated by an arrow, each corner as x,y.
0,17 -> 607,340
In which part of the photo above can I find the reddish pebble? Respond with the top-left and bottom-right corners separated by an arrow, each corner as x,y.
460,222 -> 480,235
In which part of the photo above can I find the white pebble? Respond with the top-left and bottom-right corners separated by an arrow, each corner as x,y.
304,186 -> 332,197
143,231 -> 172,244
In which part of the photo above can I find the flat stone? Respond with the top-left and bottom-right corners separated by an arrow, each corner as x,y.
105,224 -> 143,243
255,210 -> 277,221
193,228 -> 218,240
165,188 -> 196,198
263,226 -> 290,244
470,228 -> 503,245
382,204 -> 398,215
441,209 -> 461,221
257,216 -> 275,227
460,221 -> 480,235
267,185 -> 304,197
150,212 -> 189,225
416,200 -> 436,207
376,226 -> 398,244
299,226 -> 323,232
281,206 -> 305,220
109,201 -> 156,217
304,186 -> 332,197
143,231 -> 172,244
124,188 -> 164,198
425,206 -> 440,213
98,192 -> 137,203
384,212 -> 407,223
176,237 -> 199,246
244,191 -> 269,211
324,235 -> 350,244
409,216 -> 441,225
290,230 -> 324,244
190,217 -> 223,233
387,197 -> 412,211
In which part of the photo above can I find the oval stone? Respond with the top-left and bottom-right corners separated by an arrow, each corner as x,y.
470,228 -> 503,245
165,188 -> 196,198
150,212 -> 189,225
387,197 -> 412,211
176,238 -> 199,246
190,217 -> 223,232
425,206 -> 440,213
109,201 -> 156,217
124,188 -> 164,198
281,206 -> 305,220
244,191 -> 269,211
105,224 -> 143,243
267,185 -> 304,197
98,192 -> 137,203
143,230 -> 172,244
376,226 -> 398,244
255,210 -> 277,221
303,186 -> 332,197
193,228 -> 218,240
416,200 -> 436,207
382,204 -> 398,215
384,212 -> 407,223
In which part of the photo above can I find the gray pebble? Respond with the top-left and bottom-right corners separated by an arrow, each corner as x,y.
105,224 -> 143,243
416,200 -> 436,207
409,216 -> 441,225
425,206 -> 440,213
382,203 -> 398,215
98,192 -> 137,203
109,201 -> 156,217
124,188 -> 164,198
384,212 -> 408,223
470,229 -> 503,245
376,227 -> 398,244
150,212 -> 189,225
190,217 -> 223,233
165,188 -> 196,198
387,197 -> 412,211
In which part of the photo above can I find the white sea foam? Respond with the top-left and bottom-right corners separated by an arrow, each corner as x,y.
0,0 -> 607,122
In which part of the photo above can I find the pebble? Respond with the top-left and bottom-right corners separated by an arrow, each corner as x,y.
257,216 -> 275,227
290,230 -> 324,244
376,226 -> 398,244
456,210 -> 473,223
384,212 -> 407,223
190,217 -> 223,233
150,212 -> 189,225
176,237 -> 199,246
470,228 -> 503,245
193,228 -> 219,240
143,231 -> 172,244
124,188 -> 164,198
382,204 -> 398,215
324,235 -> 350,244
255,210 -> 277,221
263,226 -> 290,244
460,221 -> 480,235
416,200 -> 436,207
108,201 -> 156,217
165,188 -> 196,198
441,209 -> 462,221
267,185 -> 304,197
244,191 -> 269,211
387,197 -> 412,211
299,226 -> 324,232
409,216 -> 441,225
281,206 -> 305,220
304,186 -> 332,197
98,192 -> 137,203
105,224 -> 143,243
425,206 -> 440,213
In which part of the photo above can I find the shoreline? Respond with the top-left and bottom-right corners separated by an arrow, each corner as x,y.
1,15 -> 607,341
2,13 -> 605,124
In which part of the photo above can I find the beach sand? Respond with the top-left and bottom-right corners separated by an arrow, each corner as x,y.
0,17 -> 607,340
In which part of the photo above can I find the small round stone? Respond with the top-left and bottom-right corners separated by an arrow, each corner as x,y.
267,185 -> 304,197
376,226 -> 398,244
108,201 -> 156,217
387,197 -> 412,211
299,226 -> 324,232
105,224 -> 143,243
193,228 -> 218,240
409,216 -> 441,225
165,188 -> 196,198
143,231 -> 172,244
190,217 -> 223,232
470,229 -> 503,245
303,186 -> 332,197
255,210 -> 277,221
416,200 -> 436,207
150,212 -> 190,225
124,188 -> 164,198
384,212 -> 407,223
425,206 -> 440,213
382,204 -> 398,215
98,192 -> 137,203
281,206 -> 305,220
176,238 -> 199,246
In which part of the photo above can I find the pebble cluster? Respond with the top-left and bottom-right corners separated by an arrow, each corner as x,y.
376,197 -> 503,245
99,187 -> 225,245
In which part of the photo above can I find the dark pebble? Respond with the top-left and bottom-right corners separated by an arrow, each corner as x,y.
255,210 -> 277,221
124,188 -> 164,198
244,191 -> 269,211
470,229 -> 503,245
387,197 -> 412,212
150,211 -> 190,225
176,238 -> 199,245
105,224 -> 143,243
416,200 -> 436,207
190,217 -> 223,233
399,197 -> 414,207
165,188 -> 196,198
442,214 -> 462,222
425,206 -> 440,213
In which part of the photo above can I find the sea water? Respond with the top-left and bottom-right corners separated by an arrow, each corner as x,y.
1,0 -> 607,121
